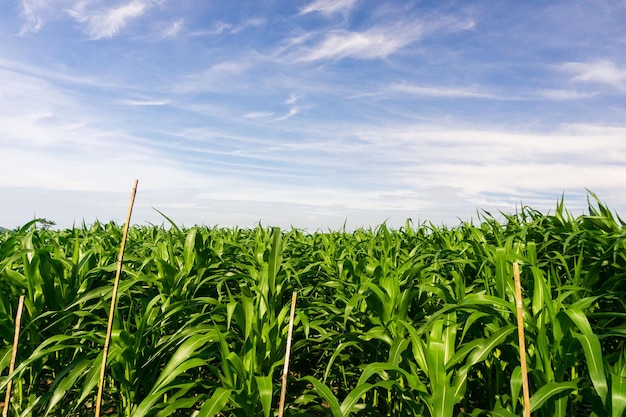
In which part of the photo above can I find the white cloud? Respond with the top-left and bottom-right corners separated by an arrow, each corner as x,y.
285,93 -> 301,105
539,89 -> 598,100
390,83 -> 498,99
162,18 -> 184,38
189,22 -> 232,37
231,17 -> 265,33
174,60 -> 254,93
244,111 -> 274,118
19,0 -> 46,33
276,108 -> 299,121
18,0 -> 78,34
69,0 -> 150,39
562,60 -> 626,92
300,0 -> 357,16
295,24 -> 422,61
121,99 -> 170,106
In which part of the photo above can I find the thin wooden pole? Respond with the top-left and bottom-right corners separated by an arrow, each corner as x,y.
513,262 -> 531,417
95,179 -> 138,417
2,296 -> 25,417
277,292 -> 297,417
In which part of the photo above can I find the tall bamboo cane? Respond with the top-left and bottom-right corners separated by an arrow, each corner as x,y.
514,262 -> 531,417
2,295 -> 25,417
95,180 -> 138,417
277,292 -> 297,417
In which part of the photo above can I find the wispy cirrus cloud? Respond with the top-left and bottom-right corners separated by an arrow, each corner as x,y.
538,89 -> 598,100
562,60 -> 626,92
189,18 -> 265,37
19,0 -> 46,33
121,99 -> 170,106
69,0 -> 152,40
276,108 -> 299,121
162,18 -> 184,38
300,0 -> 357,16
244,111 -> 274,119
293,24 -> 422,62
174,60 -> 255,93
18,0 -> 77,34
390,83 -> 498,99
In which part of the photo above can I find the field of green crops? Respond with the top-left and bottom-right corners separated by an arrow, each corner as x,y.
1,196 -> 626,417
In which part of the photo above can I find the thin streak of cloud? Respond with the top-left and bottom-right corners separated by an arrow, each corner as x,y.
390,83 -> 498,99
121,99 -> 170,106
162,18 -> 184,38
276,108 -> 299,121
231,17 -> 266,33
300,0 -> 357,16
562,60 -> 626,92
69,0 -> 150,40
285,93 -> 301,105
245,111 -> 274,118
295,25 -> 422,61
539,89 -> 598,100
188,18 -> 264,37
189,22 -> 232,37
174,60 -> 254,93
19,0 -> 46,33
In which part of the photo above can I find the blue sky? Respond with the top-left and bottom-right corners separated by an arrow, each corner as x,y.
1,0 -> 626,230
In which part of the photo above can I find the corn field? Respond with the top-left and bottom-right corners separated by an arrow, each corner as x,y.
1,196 -> 626,416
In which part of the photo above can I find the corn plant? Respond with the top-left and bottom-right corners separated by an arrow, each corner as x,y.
1,194 -> 625,416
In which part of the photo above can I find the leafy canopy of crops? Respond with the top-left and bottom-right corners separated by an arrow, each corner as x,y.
1,194 -> 626,416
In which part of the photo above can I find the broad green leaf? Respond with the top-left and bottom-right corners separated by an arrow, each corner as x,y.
572,331 -> 608,405
152,333 -> 213,392
340,383 -> 374,416
197,388 -> 232,417
255,374 -> 273,417
495,247 -> 507,299
300,375 -> 341,417
510,366 -> 522,414
183,227 -> 198,273
610,371 -> 626,417
388,338 -> 410,366
529,381 -> 577,412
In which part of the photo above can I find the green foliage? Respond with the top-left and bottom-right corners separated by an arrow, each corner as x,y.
1,195 -> 625,416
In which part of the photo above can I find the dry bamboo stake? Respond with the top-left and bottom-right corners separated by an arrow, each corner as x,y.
2,296 -> 25,417
277,292 -> 297,417
513,262 -> 531,417
95,179 -> 138,417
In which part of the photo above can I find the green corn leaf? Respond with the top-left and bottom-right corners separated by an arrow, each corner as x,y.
426,339 -> 446,387
300,375 -> 342,417
323,341 -> 360,383
197,388 -> 232,417
388,338 -> 410,366
529,381 -> 577,412
490,408 -> 518,417
44,359 -> 93,416
156,395 -> 207,417
573,331 -> 608,405
428,382 -> 456,417
255,374 -> 273,417
267,226 -> 283,296
566,308 -> 608,405
135,382 -> 197,417
357,362 -> 424,392
510,366 -> 522,414
495,247 -> 507,299
340,383 -> 375,416
610,371 -> 626,417
466,324 -> 515,366
151,333 -> 213,392
183,227 -> 198,273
